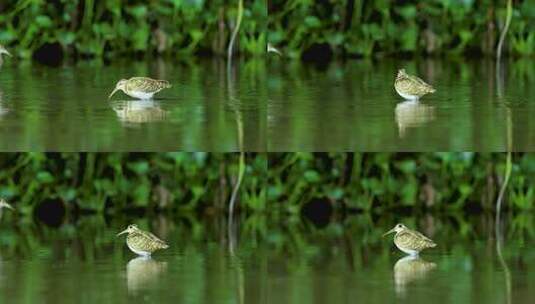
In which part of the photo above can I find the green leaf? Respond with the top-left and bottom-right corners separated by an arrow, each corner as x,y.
128,161 -> 150,175
35,15 -> 53,28
37,171 -> 54,183
397,5 -> 417,19
304,16 -> 321,28
304,170 -> 320,183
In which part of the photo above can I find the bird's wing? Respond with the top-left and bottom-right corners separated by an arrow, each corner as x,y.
128,77 -> 165,93
408,229 -> 436,248
145,231 -> 168,246
410,75 -> 434,90
395,231 -> 416,248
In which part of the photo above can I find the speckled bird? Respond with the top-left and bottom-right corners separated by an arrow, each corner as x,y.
394,69 -> 435,100
117,224 -> 169,256
108,77 -> 171,100
383,223 -> 436,256
0,45 -> 12,66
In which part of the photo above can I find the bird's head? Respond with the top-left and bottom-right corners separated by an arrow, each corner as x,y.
383,223 -> 407,237
109,79 -> 128,99
397,69 -> 407,79
117,224 -> 139,236
0,198 -> 14,210
0,45 -> 12,58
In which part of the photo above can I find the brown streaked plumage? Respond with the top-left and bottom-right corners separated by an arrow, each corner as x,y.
394,69 -> 435,100
117,224 -> 169,256
109,77 -> 171,100
383,223 -> 436,255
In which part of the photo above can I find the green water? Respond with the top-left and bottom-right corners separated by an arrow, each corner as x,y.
268,59 -> 535,151
2,58 -> 533,152
1,214 -> 533,304
0,59 -> 266,151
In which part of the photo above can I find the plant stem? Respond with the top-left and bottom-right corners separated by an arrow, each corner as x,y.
227,0 -> 244,62
496,108 -> 512,217
496,0 -> 513,60
494,106 -> 512,303
229,151 -> 245,222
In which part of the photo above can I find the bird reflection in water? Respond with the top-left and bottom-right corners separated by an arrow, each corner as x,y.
395,100 -> 435,138
111,100 -> 168,125
0,91 -> 9,117
127,256 -> 168,294
393,255 -> 436,297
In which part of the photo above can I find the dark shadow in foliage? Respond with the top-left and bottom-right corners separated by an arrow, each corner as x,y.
32,42 -> 64,66
34,199 -> 66,228
301,43 -> 332,70
301,197 -> 333,229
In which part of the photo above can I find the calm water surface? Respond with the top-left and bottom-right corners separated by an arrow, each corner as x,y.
268,59 -> 535,151
0,215 -> 533,303
0,59 -> 266,151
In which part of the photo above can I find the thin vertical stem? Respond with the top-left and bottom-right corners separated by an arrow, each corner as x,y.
496,0 -> 513,60
227,0 -> 244,63
496,109 -> 512,218
495,107 -> 512,304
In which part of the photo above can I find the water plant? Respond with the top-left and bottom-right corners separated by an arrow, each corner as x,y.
0,0 -> 266,59
269,0 -> 535,58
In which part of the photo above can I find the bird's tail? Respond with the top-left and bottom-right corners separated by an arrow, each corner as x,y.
159,80 -> 172,89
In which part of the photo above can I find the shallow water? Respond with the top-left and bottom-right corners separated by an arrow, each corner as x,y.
1,214 -> 533,303
268,58 -> 535,151
0,59 -> 266,151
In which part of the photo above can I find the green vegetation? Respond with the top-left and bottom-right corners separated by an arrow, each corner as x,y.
0,153 -> 266,215
0,0 -> 266,59
268,0 -> 535,58
0,153 -> 532,220
268,153 -> 535,214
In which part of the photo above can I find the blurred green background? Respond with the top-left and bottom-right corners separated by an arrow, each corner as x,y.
1,152 -> 534,304
268,0 -> 535,58
0,153 -> 266,218
268,153 -> 534,216
0,0 -> 266,59
1,152 -> 532,222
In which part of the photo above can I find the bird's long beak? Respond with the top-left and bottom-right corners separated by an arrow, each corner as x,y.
382,228 -> 396,237
117,229 -> 129,237
109,87 -> 120,99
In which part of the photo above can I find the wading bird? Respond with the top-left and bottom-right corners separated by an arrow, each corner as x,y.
383,223 -> 436,256
394,69 -> 435,100
109,77 -> 171,100
117,224 -> 169,257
